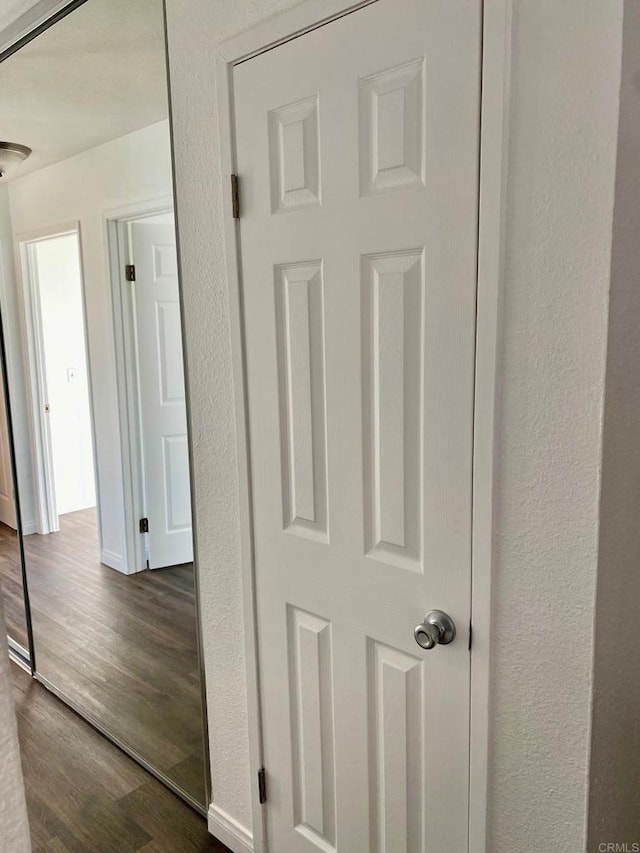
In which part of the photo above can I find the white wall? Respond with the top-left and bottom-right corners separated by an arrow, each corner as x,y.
7,120 -> 173,570
0,605 -> 31,853
36,233 -> 95,516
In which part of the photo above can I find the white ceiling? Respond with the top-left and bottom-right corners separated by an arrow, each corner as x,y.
0,0 -> 169,180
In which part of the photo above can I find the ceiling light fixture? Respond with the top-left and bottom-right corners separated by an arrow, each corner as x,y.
0,142 -> 32,178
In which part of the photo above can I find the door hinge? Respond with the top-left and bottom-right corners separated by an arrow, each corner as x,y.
125,264 -> 136,282
468,621 -> 473,651
139,517 -> 149,534
231,174 -> 240,219
257,767 -> 267,804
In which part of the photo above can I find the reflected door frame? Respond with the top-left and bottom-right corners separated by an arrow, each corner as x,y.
105,196 -> 176,575
16,223 -> 99,539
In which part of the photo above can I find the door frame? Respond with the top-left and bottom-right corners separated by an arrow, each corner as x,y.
15,222 -> 102,540
215,1 -> 512,851
105,196 -> 175,575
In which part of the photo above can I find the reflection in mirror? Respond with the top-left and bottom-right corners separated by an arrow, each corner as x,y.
0,0 -> 208,811
0,337 -> 29,659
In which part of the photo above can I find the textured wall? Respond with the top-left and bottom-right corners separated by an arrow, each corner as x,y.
487,1 -> 623,851
588,1 -> 640,848
0,607 -> 30,852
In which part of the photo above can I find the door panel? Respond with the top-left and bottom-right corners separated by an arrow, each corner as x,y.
234,0 -> 481,848
275,260 -> 328,541
131,222 -> 193,569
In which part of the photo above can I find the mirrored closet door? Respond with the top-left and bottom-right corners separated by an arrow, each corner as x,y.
0,315 -> 31,666
0,0 -> 209,814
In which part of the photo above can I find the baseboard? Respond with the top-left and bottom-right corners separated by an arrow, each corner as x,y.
207,804 -> 253,853
21,519 -> 36,535
100,548 -> 128,574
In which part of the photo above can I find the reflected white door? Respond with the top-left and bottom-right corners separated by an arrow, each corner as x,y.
234,0 -> 481,849
131,221 -> 193,569
0,365 -> 16,529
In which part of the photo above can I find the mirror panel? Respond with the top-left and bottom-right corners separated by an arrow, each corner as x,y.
0,0 -> 208,811
0,340 -> 29,658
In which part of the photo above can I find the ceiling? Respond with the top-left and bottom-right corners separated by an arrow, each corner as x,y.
0,0 -> 169,180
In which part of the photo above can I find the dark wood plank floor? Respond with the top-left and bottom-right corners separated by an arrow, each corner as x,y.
11,664 -> 228,853
0,510 -> 207,807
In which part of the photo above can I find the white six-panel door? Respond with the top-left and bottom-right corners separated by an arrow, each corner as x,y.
131,221 -> 193,569
234,0 -> 481,848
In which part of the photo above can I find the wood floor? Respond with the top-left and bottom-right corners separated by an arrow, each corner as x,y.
11,664 -> 228,852
0,509 -> 207,807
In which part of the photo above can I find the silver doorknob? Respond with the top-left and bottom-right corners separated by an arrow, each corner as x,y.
414,610 -> 456,650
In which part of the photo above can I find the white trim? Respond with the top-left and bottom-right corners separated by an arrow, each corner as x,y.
100,547 -> 127,574
208,804 -> 254,853
106,217 -> 145,575
18,237 -> 58,533
218,0 -> 377,63
20,519 -> 36,536
102,195 -> 174,223
215,49 -> 267,853
104,197 -> 176,575
106,218 -> 140,575
470,2 -> 512,852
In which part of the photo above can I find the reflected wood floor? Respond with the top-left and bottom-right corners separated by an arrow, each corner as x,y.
0,519 -> 27,647
0,510 -> 207,807
11,664 -> 227,852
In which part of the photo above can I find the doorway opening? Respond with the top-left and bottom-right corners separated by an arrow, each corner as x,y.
21,230 -> 97,534
18,226 -> 105,636
19,227 -> 102,576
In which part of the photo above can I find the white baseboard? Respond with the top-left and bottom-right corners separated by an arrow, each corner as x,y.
21,520 -> 36,535
100,548 -> 128,574
208,804 -> 253,853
